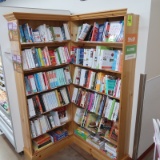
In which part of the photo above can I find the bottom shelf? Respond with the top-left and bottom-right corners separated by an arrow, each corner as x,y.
25,135 -> 73,160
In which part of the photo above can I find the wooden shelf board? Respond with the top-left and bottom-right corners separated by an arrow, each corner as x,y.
29,104 -> 69,120
23,63 -> 69,75
26,84 -> 70,97
31,119 -> 72,140
21,40 -> 70,49
73,134 -> 113,160
73,64 -> 122,77
72,41 -> 123,48
73,83 -> 120,101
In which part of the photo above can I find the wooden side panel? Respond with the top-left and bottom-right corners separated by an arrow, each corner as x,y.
118,14 -> 139,159
9,20 -> 33,154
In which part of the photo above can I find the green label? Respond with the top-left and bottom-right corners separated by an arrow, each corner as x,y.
126,45 -> 137,55
125,45 -> 137,60
127,15 -> 132,26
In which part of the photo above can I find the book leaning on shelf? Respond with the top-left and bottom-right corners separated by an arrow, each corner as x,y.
19,23 -> 71,43
75,20 -> 124,42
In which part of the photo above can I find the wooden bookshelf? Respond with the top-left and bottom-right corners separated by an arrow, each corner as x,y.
4,9 -> 139,160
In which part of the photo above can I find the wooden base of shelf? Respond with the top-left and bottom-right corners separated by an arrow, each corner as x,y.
24,134 -> 131,160
24,135 -> 73,160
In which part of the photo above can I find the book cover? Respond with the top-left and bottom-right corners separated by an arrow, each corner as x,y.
96,23 -> 105,41
78,23 -> 91,41
91,22 -> 99,41
53,27 -> 63,41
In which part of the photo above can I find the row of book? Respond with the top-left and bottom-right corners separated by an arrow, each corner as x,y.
76,21 -> 124,42
72,87 -> 107,115
19,23 -> 71,43
33,127 -> 68,151
27,87 -> 70,117
74,127 -> 117,159
30,107 -> 68,138
73,67 -> 121,98
24,67 -> 71,95
22,46 -> 71,70
71,46 -> 122,71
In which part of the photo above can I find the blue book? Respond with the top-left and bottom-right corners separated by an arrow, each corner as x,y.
19,25 -> 26,42
22,23 -> 32,42
34,74 -> 41,92
79,48 -> 84,65
112,50 -> 120,71
97,23 -> 105,41
36,73 -> 43,91
31,47 -> 39,67
35,48 -> 42,67
24,76 -> 32,95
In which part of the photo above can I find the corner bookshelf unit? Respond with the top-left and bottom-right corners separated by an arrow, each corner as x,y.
4,9 -> 139,160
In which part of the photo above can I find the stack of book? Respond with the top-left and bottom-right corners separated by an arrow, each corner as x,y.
71,46 -> 122,72
74,127 -> 90,140
33,133 -> 52,151
19,23 -> 70,43
27,87 -> 70,116
86,135 -> 105,150
49,128 -> 68,142
22,46 -> 71,70
24,67 -> 72,95
76,21 -> 124,42
73,67 -> 121,98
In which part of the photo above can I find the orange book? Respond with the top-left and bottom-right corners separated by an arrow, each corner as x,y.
95,72 -> 105,91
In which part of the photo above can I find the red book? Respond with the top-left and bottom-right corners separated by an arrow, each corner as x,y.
91,22 -> 99,41
85,70 -> 92,88
49,50 -> 57,66
33,134 -> 51,145
64,46 -> 71,63
42,72 -> 50,90
35,95 -> 43,113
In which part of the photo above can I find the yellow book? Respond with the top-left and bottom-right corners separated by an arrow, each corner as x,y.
95,72 -> 105,91
38,48 -> 45,66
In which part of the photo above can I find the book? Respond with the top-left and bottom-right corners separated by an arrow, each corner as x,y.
53,27 -> 63,41
78,23 -> 91,41
91,22 -> 99,41
74,108 -> 84,124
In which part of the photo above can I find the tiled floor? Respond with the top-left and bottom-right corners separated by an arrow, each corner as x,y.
0,134 -> 96,160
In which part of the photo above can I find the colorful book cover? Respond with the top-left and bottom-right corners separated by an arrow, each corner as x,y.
91,22 -> 99,41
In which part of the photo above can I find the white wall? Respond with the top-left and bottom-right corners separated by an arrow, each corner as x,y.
0,0 -> 153,157
138,0 -> 160,157
0,6 -> 70,152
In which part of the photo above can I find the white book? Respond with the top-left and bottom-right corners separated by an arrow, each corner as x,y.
88,48 -> 94,67
113,102 -> 120,122
61,47 -> 67,63
34,119 -> 42,136
73,67 -> 81,84
42,94 -> 50,111
78,23 -> 91,41
30,121 -> 36,138
25,49 -> 35,69
37,24 -> 49,42
22,51 -> 29,70
51,91 -> 59,108
92,47 -> 99,69
53,27 -> 63,41
72,87 -> 78,103
28,75 -> 37,93
79,69 -> 86,86
39,116 -> 47,133
46,26 -> 54,41
45,92 -> 53,110
58,47 -> 65,63
27,98 -> 36,118
76,26 -> 82,41
74,108 -> 84,124
63,23 -> 71,40
51,111 -> 61,126
44,115 -> 51,130
59,88 -> 69,104
38,72 -> 46,91
48,115 -> 55,128
32,30 -> 41,42
54,50 -> 60,65
59,110 -> 68,123
83,49 -> 89,67
63,67 -> 72,84
115,79 -> 121,98
104,99 -> 112,118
